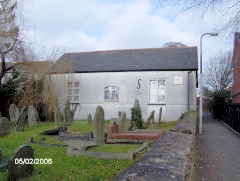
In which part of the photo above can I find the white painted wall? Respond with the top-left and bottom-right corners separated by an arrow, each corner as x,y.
51,71 -> 197,122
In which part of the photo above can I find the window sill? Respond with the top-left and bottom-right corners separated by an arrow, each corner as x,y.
148,103 -> 166,105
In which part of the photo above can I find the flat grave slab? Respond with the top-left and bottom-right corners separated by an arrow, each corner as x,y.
108,121 -> 164,140
64,140 -> 97,151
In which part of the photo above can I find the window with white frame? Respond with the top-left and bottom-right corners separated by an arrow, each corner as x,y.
149,79 -> 166,104
67,81 -> 80,103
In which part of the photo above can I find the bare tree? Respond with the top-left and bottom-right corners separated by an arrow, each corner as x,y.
178,0 -> 240,31
204,50 -> 233,91
0,0 -> 27,84
162,42 -> 187,48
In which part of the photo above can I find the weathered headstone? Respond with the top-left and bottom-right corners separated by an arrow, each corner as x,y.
0,149 -> 8,172
158,107 -> 162,124
145,110 -> 155,129
134,99 -> 140,110
15,106 -> 28,132
64,140 -> 97,151
0,117 -> 10,136
28,105 -> 39,127
93,106 -> 105,145
87,114 -> 92,124
119,112 -> 126,131
54,107 -> 63,123
125,119 -> 131,131
9,104 -> 19,123
64,101 -> 73,125
8,145 -> 34,181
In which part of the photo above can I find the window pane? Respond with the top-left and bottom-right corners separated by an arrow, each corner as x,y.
158,80 -> 165,95
158,95 -> 165,103
149,80 -> 166,103
73,96 -> 79,102
74,82 -> 79,88
68,89 -> 72,95
74,89 -> 79,95
68,82 -> 73,88
150,80 -> 158,95
68,96 -> 72,102
150,95 -> 158,103
159,80 -> 165,87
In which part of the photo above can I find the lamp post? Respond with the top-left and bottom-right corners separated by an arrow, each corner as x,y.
199,32 -> 218,134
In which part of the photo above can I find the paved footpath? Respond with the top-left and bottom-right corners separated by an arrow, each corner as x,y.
194,114 -> 240,181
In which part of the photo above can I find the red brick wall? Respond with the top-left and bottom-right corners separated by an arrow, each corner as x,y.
232,33 -> 240,103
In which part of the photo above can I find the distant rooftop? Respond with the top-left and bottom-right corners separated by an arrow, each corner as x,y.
54,47 -> 198,73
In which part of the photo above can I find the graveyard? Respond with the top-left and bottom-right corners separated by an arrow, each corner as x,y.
0,104 -> 178,180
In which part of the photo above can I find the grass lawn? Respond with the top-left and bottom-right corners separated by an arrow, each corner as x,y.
0,120 -> 177,181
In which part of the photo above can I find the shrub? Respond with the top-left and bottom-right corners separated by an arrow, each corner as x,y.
0,70 -> 19,116
131,99 -> 144,129
212,90 -> 231,120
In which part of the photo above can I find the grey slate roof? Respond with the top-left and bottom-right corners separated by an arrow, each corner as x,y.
55,47 -> 198,73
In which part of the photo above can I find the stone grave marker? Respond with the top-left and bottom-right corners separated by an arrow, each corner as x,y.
54,107 -> 63,123
145,110 -> 155,129
64,101 -> 73,125
0,117 -> 10,136
133,99 -> 140,110
93,106 -> 105,145
87,114 -> 92,124
8,145 -> 34,181
119,112 -> 126,131
9,104 -> 19,123
28,105 -> 39,127
0,149 -> 8,172
64,140 -> 97,151
158,107 -> 162,124
15,106 -> 28,132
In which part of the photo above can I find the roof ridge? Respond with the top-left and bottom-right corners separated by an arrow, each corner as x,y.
63,46 -> 197,55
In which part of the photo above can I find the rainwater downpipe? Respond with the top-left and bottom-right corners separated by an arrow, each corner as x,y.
188,71 -> 192,111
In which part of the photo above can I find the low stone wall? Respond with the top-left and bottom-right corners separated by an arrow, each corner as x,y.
112,113 -> 197,181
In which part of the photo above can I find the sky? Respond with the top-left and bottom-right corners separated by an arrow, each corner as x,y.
22,0 -> 234,65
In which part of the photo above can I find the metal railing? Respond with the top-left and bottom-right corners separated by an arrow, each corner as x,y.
223,104 -> 240,133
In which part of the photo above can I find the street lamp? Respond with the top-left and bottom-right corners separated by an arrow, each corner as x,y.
199,32 -> 218,134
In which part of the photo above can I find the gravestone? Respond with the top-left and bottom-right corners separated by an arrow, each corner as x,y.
93,106 -> 105,145
54,107 -> 63,123
15,106 -> 28,132
0,117 -> 10,136
145,110 -> 155,128
9,104 -> 19,123
0,149 -> 8,172
119,112 -> 126,131
28,105 -> 39,127
125,119 -> 131,130
134,99 -> 140,109
64,101 -> 73,125
158,107 -> 162,124
87,114 -> 92,124
8,145 -> 34,181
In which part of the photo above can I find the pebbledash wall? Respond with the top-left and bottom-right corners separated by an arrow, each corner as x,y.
51,70 -> 196,121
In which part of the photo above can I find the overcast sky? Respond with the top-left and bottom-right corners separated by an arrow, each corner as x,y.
23,0 -> 234,65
